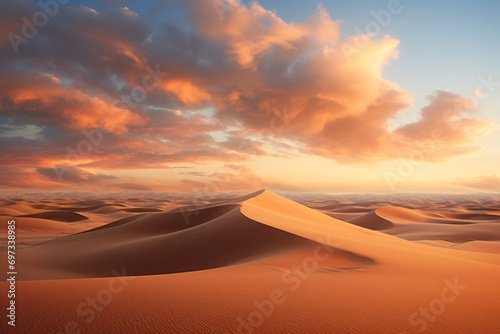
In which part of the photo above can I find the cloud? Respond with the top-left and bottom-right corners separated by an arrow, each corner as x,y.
0,166 -> 54,189
189,0 -> 311,68
395,90 -> 495,161
36,165 -> 117,184
0,70 -> 144,134
454,175 -> 500,192
33,165 -> 155,191
188,1 -> 494,164
219,135 -> 269,156
0,0 -> 496,191
114,183 -> 152,191
180,164 -> 300,192
162,79 -> 211,106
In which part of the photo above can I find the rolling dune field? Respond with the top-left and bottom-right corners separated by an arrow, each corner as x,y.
1,190 -> 499,333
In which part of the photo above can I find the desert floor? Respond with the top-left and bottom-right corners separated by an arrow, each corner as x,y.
1,190 -> 499,333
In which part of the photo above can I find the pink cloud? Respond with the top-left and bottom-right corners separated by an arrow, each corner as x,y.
0,0 -> 496,192
0,71 -> 144,134
189,1 -> 494,164
454,175 -> 500,192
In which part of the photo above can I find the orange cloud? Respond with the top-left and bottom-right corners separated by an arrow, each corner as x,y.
454,175 -> 500,192
394,90 -> 495,161
0,71 -> 143,134
190,0 -> 310,68
0,166 -> 57,189
190,1 -> 494,164
0,0 -> 496,192
162,79 -> 211,106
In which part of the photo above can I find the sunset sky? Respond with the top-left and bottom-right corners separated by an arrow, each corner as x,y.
1,0 -> 499,193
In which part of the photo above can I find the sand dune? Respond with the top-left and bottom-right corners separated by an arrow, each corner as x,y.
0,218 -> 85,234
19,211 -> 89,222
387,221 -> 500,242
16,193 -> 379,280
376,205 -> 500,224
30,203 -> 126,212
356,205 -> 500,244
452,240 -> 500,254
376,205 -> 430,223
13,190 -> 500,281
2,190 -> 499,333
0,218 -> 89,247
347,211 -> 394,230
0,207 -> 25,216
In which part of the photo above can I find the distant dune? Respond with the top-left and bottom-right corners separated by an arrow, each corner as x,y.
19,211 -> 89,222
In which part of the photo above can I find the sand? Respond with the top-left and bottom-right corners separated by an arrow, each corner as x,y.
1,190 -> 499,333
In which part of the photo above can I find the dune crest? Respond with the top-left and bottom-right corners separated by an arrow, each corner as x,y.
15,190 -> 377,280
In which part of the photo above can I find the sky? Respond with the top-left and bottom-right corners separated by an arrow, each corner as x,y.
0,0 -> 499,194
